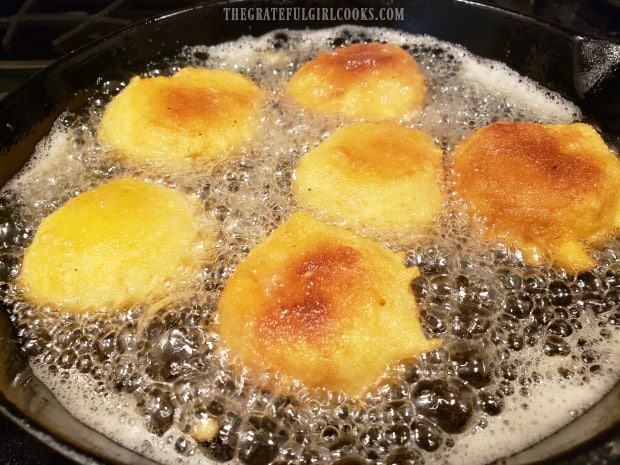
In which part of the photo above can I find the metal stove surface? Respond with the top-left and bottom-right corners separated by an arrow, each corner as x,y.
0,1 -> 618,464
0,0 -> 201,97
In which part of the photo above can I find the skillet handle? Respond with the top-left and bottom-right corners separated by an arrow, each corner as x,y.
573,37 -> 620,135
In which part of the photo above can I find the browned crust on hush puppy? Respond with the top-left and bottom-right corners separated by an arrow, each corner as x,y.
286,42 -> 426,121
217,212 -> 441,397
450,122 -> 620,273
292,121 -> 444,237
98,68 -> 263,166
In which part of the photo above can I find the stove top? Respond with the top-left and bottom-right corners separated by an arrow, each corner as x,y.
0,0 -> 201,97
0,1 -> 618,464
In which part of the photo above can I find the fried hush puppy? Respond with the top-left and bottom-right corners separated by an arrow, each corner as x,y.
98,68 -> 263,165
217,212 -> 441,397
18,178 -> 213,312
450,122 -> 620,273
286,42 -> 427,121
292,121 -> 444,237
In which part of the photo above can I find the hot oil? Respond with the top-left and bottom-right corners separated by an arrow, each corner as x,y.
0,25 -> 618,465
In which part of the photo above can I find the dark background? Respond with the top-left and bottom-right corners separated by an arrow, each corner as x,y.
0,1 -> 619,464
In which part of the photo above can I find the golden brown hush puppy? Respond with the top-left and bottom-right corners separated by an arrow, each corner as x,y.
217,212 -> 441,397
98,68 -> 263,165
450,122 -> 620,273
292,121 -> 444,238
18,178 -> 213,312
286,42 -> 426,121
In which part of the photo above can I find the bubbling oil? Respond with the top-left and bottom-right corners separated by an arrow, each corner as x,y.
0,25 -> 618,465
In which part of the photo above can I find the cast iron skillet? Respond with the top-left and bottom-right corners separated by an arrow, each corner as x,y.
0,0 -> 619,464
